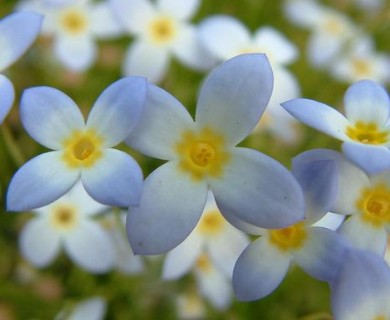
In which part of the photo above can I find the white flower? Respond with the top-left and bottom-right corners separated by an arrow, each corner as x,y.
109,0 -> 216,83
20,0 -> 123,71
7,77 -> 146,211
198,15 -> 301,143
20,183 -> 115,273
0,11 -> 42,123
55,296 -> 107,320
126,54 -> 304,255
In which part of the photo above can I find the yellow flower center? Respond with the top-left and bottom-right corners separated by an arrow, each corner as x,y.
175,127 -> 230,181
197,210 -> 225,236
148,16 -> 177,45
196,254 -> 212,273
323,16 -> 344,35
62,129 -> 103,168
352,58 -> 372,77
59,8 -> 89,35
346,121 -> 389,145
50,204 -> 78,231
357,183 -> 390,228
269,221 -> 307,251
373,316 -> 387,320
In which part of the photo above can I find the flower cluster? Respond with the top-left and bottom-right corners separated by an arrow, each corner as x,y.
1,1 -> 390,319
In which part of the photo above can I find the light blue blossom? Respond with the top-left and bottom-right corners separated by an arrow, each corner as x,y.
7,77 -> 146,210
282,80 -> 390,174
0,11 -> 43,123
331,248 -> 390,320
126,54 -> 304,255
233,150 -> 347,301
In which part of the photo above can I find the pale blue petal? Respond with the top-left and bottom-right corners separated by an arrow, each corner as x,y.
331,249 -> 390,320
338,215 -> 388,256
86,77 -> 146,147
126,83 -> 196,160
294,227 -> 348,282
342,141 -> 390,174
0,12 -> 42,71
69,297 -> 107,320
7,151 -> 80,211
81,149 -> 143,207
19,217 -> 61,267
64,220 -> 115,273
127,161 -> 208,255
210,147 -> 304,228
195,54 -> 273,146
292,153 -> 338,223
162,232 -> 203,280
0,75 -> 14,123
158,0 -> 199,20
344,80 -> 390,126
20,87 -> 85,150
281,98 -> 350,141
218,209 -> 264,236
233,237 -> 291,301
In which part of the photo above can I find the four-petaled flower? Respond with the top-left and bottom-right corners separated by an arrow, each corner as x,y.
125,53 -> 304,255
7,77 -> 146,211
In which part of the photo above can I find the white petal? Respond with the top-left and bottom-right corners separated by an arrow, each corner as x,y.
208,226 -> 249,277
54,35 -> 96,71
64,220 -> 115,273
122,40 -> 170,83
313,212 -> 345,231
211,148 -> 304,228
162,232 -> 203,280
196,54 -> 273,146
20,86 -> 85,150
344,79 -> 390,126
233,237 -> 291,301
198,15 -> 251,60
294,227 -> 347,282
81,149 -> 143,207
307,33 -> 343,67
127,161 -> 208,255
331,249 -> 390,320
195,262 -> 233,310
110,0 -> 154,34
7,152 -> 80,211
158,0 -> 199,20
0,75 -> 14,123
90,3 -> 123,38
281,98 -> 350,141
0,12 -> 42,71
338,216 -> 388,256
86,77 -> 147,147
172,24 -> 218,71
253,27 -> 298,65
283,0 -> 323,27
19,217 -> 61,267
126,83 -> 196,160
69,297 -> 107,320
342,142 -> 390,174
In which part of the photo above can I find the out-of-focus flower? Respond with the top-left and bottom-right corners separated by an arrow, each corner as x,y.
198,15 -> 301,143
332,36 -> 390,85
100,211 -> 144,274
284,0 -> 358,67
7,77 -> 146,211
55,296 -> 107,320
312,149 -> 390,256
162,192 -> 247,309
109,0 -> 216,83
0,11 -> 42,123
282,80 -> 390,174
331,248 -> 390,320
175,291 -> 206,320
126,54 -> 304,255
233,150 -> 346,301
20,0 -> 123,71
19,183 -> 115,273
